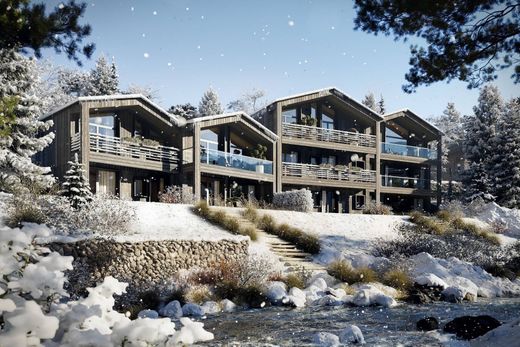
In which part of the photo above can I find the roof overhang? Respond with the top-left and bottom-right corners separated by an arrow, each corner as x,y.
384,109 -> 443,138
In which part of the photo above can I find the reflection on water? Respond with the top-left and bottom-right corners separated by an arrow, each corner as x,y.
199,298 -> 520,346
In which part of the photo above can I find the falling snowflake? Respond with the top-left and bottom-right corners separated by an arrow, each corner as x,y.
167,62 -> 172,66
142,33 -> 146,38
153,11 -> 157,15
220,53 -> 225,57
197,45 -> 201,49
199,57 -> 203,61
130,6 -> 134,11
186,7 -> 190,11
331,26 -> 335,30
58,3 -> 64,9
143,53 -> 149,58
288,20 -> 295,27
201,15 -> 205,20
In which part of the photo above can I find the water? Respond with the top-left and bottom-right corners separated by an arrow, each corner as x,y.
199,298 -> 520,346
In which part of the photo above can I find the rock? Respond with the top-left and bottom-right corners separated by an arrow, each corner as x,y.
304,284 -> 326,303
159,300 -> 183,318
443,315 -> 501,340
313,295 -> 344,306
312,332 -> 340,347
182,303 -> 204,317
219,299 -> 236,313
351,285 -> 397,308
309,278 -> 328,291
407,283 -> 443,304
464,292 -> 477,302
442,286 -> 465,303
325,287 -> 346,299
282,287 -> 306,308
339,325 -> 365,344
266,281 -> 287,305
308,273 -> 337,287
201,301 -> 221,315
416,317 -> 439,331
137,309 -> 159,319
471,317 -> 520,347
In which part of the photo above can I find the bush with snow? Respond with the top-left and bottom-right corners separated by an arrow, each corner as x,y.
272,189 -> 313,212
158,185 -> 196,204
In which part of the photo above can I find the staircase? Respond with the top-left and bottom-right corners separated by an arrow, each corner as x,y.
219,207 -> 326,273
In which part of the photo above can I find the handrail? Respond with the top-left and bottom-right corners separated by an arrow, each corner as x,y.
381,142 -> 437,159
282,162 -> 376,183
282,122 -> 376,148
381,175 -> 432,190
201,148 -> 273,174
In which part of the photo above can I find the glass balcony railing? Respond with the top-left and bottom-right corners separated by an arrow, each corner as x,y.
381,142 -> 437,159
200,148 -> 273,174
381,175 -> 436,191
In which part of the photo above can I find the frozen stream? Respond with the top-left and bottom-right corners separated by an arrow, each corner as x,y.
198,298 -> 520,346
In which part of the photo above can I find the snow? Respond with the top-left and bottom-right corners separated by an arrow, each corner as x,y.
282,287 -> 307,307
114,202 -> 247,242
470,317 -> 520,347
410,252 -> 520,298
474,202 -> 520,238
266,281 -> 287,304
313,332 -> 340,347
351,284 -> 397,308
339,325 -> 365,344
260,209 -> 406,265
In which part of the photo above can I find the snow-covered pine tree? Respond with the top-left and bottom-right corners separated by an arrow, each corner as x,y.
0,49 -> 55,193
492,99 -> 520,208
377,95 -> 385,114
61,153 -> 92,209
87,55 -> 119,96
462,85 -> 504,201
198,88 -> 223,116
362,92 -> 377,112
432,103 -> 464,175
168,103 -> 198,119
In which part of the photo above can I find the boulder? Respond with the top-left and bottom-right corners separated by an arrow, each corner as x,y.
312,332 -> 340,347
339,325 -> 365,344
159,300 -> 182,318
407,283 -> 443,304
309,277 -> 328,291
443,315 -> 501,340
137,309 -> 159,319
182,303 -> 204,317
219,299 -> 236,313
266,281 -> 287,305
282,287 -> 306,308
313,295 -> 344,307
351,285 -> 397,308
416,317 -> 439,331
442,286 -> 465,303
201,301 -> 221,315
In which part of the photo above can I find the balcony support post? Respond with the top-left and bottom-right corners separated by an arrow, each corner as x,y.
194,123 -> 201,200
436,138 -> 442,208
275,102 -> 283,192
375,121 -> 382,203
80,102 -> 90,179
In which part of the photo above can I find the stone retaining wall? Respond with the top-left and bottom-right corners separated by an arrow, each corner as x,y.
48,238 -> 249,296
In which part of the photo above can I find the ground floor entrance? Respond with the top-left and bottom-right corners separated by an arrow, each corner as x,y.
381,193 -> 432,213
200,174 -> 273,206
89,164 -> 174,202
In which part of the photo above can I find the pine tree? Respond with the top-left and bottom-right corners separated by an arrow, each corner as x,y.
362,92 -> 377,112
61,153 -> 92,209
168,103 -> 198,119
87,55 -> 119,96
198,88 -> 223,116
492,99 -> 520,208
0,49 -> 55,193
462,85 -> 504,201
377,95 -> 385,114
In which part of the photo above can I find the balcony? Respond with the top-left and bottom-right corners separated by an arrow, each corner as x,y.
381,175 -> 434,190
282,123 -> 376,149
282,162 -> 376,184
201,148 -> 273,175
71,133 -> 179,171
381,142 -> 437,160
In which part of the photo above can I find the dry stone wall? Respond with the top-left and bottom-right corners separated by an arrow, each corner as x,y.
48,238 -> 249,296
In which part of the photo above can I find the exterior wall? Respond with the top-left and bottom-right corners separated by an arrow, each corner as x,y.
47,238 -> 249,293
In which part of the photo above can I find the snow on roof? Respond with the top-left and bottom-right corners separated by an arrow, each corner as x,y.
384,108 -> 443,135
41,94 -> 186,127
187,111 -> 278,141
266,86 -> 385,121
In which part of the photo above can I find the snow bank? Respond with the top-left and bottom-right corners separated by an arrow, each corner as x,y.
410,252 -> 520,298
351,284 -> 397,308
475,202 -> 520,238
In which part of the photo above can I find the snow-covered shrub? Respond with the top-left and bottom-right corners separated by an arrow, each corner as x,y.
362,202 -> 393,215
272,189 -> 313,212
381,268 -> 413,292
4,193 -> 47,227
158,185 -> 196,204
327,260 -> 378,284
60,153 -> 92,209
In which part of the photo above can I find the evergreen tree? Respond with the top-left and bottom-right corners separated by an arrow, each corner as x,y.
377,95 -> 385,114
0,49 -> 55,192
198,88 -> 223,116
61,153 -> 92,209
362,92 -> 377,112
87,56 -> 119,96
492,99 -> 520,208
168,103 -> 198,119
462,85 -> 504,201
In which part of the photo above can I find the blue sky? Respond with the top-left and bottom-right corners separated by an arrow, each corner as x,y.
42,0 -> 518,119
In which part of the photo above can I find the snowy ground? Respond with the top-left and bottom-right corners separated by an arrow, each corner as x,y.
258,209 -> 407,266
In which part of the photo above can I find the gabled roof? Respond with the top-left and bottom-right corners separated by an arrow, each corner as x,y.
384,109 -> 443,136
41,94 -> 186,127
263,87 -> 385,122
187,111 -> 278,141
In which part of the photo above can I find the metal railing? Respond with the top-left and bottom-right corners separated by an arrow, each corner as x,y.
282,123 -> 377,148
381,175 -> 432,190
282,162 -> 376,183
85,133 -> 179,164
71,132 -> 80,152
381,142 -> 437,159
201,148 -> 273,174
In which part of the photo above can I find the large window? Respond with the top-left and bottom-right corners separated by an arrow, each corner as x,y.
97,170 -> 116,195
200,129 -> 219,151
283,151 -> 299,163
385,128 -> 407,145
89,114 -> 116,137
321,110 -> 334,129
282,108 -> 297,124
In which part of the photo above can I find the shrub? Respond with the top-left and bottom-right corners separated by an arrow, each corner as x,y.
242,204 -> 259,223
327,260 -> 377,284
382,269 -> 413,291
184,285 -> 212,304
256,214 -> 276,233
452,217 -> 501,245
5,194 -> 47,227
240,226 -> 258,241
409,211 -> 448,235
363,202 -> 393,215
194,200 -> 210,218
436,210 -> 454,222
272,189 -> 313,212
